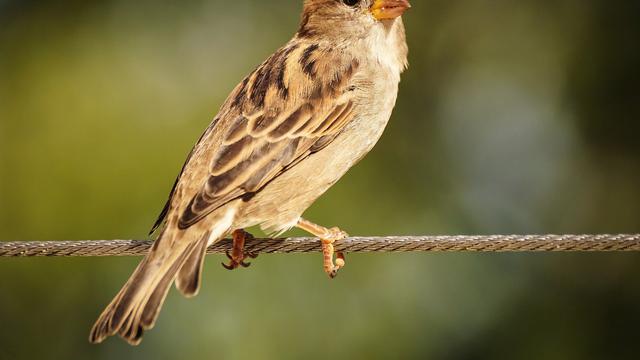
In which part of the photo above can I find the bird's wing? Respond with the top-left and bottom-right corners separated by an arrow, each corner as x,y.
153,42 -> 361,231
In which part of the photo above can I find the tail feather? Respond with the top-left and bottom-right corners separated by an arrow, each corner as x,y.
140,233 -> 207,327
90,256 -> 151,341
175,232 -> 210,297
122,244 -> 193,343
89,206 -> 237,345
89,229 -> 195,345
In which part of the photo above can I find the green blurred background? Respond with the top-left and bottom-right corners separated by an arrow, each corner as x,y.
1,0 -> 639,359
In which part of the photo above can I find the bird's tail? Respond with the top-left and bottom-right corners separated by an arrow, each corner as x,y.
88,204 -> 239,345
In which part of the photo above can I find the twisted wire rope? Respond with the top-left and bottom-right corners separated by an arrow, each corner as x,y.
1,234 -> 639,257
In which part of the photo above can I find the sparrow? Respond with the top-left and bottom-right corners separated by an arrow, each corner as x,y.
90,0 -> 410,345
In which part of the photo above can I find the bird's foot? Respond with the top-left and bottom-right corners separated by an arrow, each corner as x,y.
222,229 -> 258,270
297,219 -> 348,278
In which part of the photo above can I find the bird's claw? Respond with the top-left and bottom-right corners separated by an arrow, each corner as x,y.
295,219 -> 349,279
324,227 -> 349,242
321,230 -> 347,279
221,230 -> 258,271
326,251 -> 346,278
221,259 -> 252,270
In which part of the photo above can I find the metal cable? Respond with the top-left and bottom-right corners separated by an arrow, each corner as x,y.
1,234 -> 639,257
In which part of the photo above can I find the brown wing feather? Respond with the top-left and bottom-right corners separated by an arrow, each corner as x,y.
176,45 -> 360,229
149,118 -> 219,234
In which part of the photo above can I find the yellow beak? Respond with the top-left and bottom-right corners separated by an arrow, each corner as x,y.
370,0 -> 411,20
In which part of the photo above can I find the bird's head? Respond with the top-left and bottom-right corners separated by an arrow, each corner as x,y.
297,0 -> 411,40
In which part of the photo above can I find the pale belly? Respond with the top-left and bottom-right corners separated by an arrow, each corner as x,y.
236,75 -> 400,233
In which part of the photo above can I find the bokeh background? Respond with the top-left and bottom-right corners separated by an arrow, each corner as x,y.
1,0 -> 639,359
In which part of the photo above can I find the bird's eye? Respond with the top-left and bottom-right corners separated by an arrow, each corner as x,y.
343,0 -> 359,7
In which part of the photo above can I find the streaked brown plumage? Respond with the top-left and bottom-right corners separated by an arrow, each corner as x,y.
90,0 -> 410,345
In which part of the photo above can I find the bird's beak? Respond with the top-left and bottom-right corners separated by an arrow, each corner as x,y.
370,0 -> 411,21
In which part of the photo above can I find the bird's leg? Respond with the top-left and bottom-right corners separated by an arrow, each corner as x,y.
296,218 -> 348,278
222,229 -> 258,270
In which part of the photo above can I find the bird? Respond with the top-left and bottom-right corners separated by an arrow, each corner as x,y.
89,0 -> 410,345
